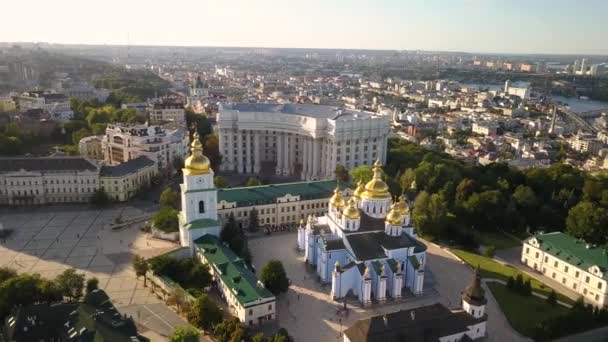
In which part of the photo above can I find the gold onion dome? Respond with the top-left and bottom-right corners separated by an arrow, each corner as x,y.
342,198 -> 360,219
385,204 -> 403,226
184,132 -> 210,175
361,159 -> 390,199
330,188 -> 346,207
353,180 -> 365,199
395,194 -> 410,215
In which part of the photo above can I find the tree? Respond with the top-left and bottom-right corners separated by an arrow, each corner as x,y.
399,168 -> 416,193
484,245 -> 496,258
55,268 -> 85,302
152,207 -> 179,232
248,208 -> 260,233
0,274 -> 62,318
245,177 -> 262,187
214,176 -> 229,189
0,267 -> 17,284
133,255 -> 149,287
203,134 -> 222,171
213,317 -> 245,342
411,191 -> 449,239
461,190 -> 506,231
220,213 -> 251,264
349,165 -> 373,184
188,294 -> 222,330
85,277 -> 99,294
334,164 -> 350,184
90,189 -> 110,206
169,325 -> 200,342
259,260 -> 290,295
566,201 -> 608,244
160,188 -> 180,210
71,128 -> 92,145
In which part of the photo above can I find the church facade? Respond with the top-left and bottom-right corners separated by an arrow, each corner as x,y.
178,132 -> 276,326
297,160 -> 427,304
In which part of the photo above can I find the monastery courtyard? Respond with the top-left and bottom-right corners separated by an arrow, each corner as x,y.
250,232 -> 528,342
0,205 -> 188,339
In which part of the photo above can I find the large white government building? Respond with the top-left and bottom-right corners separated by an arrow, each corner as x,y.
217,103 -> 391,180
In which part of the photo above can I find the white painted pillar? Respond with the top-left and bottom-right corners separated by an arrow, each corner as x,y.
245,130 -> 252,173
276,133 -> 283,174
237,131 -> 244,173
254,132 -> 261,173
283,134 -> 290,175
312,139 -> 319,180
301,136 -> 308,180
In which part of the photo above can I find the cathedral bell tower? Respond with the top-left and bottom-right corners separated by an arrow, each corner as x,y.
179,132 -> 220,249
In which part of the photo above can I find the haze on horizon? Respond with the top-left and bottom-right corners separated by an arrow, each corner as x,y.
1,0 -> 607,55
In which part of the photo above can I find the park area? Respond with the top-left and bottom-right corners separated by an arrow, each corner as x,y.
487,282 -> 569,337
450,248 -> 572,303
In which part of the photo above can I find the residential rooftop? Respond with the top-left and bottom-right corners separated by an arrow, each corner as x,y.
527,232 -> 608,279
221,103 -> 376,120
0,157 -> 97,173
100,156 -> 155,177
195,234 -> 274,306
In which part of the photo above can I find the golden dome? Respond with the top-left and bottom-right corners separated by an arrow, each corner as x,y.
184,132 -> 210,175
361,160 -> 390,200
395,194 -> 410,215
329,188 -> 346,207
342,198 -> 360,219
385,204 -> 403,226
353,180 -> 365,199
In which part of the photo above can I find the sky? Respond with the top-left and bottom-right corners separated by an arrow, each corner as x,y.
1,0 -> 607,55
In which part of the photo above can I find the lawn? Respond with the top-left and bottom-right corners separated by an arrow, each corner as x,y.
487,282 -> 569,337
451,249 -> 572,304
472,230 -> 522,250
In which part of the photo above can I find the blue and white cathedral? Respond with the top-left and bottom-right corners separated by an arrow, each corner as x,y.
297,160 -> 427,304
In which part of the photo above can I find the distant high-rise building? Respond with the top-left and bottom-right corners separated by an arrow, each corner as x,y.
581,58 -> 588,73
573,59 -> 581,73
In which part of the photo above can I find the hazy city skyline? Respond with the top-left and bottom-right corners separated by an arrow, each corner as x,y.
1,0 -> 607,55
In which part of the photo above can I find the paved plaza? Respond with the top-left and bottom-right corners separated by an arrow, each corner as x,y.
249,232 -> 528,342
0,205 -> 185,341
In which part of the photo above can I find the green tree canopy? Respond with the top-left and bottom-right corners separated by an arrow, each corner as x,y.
259,260 -> 290,295
334,164 -> 350,184
85,277 -> 99,295
245,177 -> 262,187
214,176 -> 229,189
152,207 -> 179,233
188,294 -> 222,331
160,188 -> 180,210
169,325 -> 200,342
566,201 -> 608,244
350,165 -> 373,184
412,191 -> 449,239
132,255 -> 149,286
54,268 -> 85,302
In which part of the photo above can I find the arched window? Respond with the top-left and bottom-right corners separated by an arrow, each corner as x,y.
199,200 -> 205,213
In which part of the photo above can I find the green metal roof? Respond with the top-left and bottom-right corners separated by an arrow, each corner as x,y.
531,232 -> 608,279
186,218 -> 220,230
195,234 -> 274,306
217,180 -> 349,207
